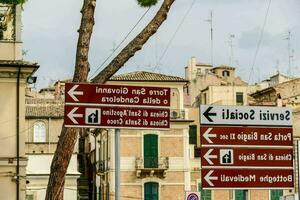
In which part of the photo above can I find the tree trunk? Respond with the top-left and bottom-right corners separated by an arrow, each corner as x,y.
45,0 -> 96,199
91,0 -> 175,83
46,0 -> 176,199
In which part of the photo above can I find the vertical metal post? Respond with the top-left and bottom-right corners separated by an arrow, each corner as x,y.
115,129 -> 120,200
294,140 -> 300,200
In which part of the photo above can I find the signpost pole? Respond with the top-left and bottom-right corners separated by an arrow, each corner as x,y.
296,140 -> 300,200
115,128 -> 120,200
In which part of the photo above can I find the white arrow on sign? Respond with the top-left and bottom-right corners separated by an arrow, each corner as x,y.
68,84 -> 83,102
203,127 -> 216,144
204,149 -> 217,165
67,107 -> 83,124
204,170 -> 218,187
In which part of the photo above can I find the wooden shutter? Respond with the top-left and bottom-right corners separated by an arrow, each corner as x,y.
271,190 -> 283,200
235,190 -> 244,200
144,134 -> 158,168
144,182 -> 159,200
189,125 -> 197,145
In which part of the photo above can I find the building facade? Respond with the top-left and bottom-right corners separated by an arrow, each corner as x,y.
0,3 -> 38,200
88,71 -> 200,200
24,85 -> 79,200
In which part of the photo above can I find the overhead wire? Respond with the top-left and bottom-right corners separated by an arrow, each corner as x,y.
153,0 -> 197,72
247,0 -> 272,83
88,7 -> 151,80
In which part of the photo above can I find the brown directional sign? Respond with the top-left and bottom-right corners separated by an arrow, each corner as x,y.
64,105 -> 170,129
201,148 -> 293,168
64,83 -> 171,129
65,83 -> 170,107
202,169 -> 294,189
199,105 -> 294,190
200,126 -> 293,147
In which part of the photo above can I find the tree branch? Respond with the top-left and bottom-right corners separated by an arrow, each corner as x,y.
91,0 -> 175,83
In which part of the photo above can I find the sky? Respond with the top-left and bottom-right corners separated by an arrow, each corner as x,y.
22,0 -> 300,89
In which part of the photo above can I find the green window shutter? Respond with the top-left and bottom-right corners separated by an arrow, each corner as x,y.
189,125 -> 197,145
198,183 -> 211,200
144,182 -> 159,200
26,195 -> 34,200
271,190 -> 283,200
144,134 -> 158,168
236,92 -> 244,106
235,190 -> 244,200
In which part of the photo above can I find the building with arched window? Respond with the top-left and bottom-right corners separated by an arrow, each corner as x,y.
91,71 -> 193,200
25,97 -> 79,199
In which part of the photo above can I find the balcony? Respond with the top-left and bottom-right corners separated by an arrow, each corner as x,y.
170,109 -> 187,120
135,157 -> 169,178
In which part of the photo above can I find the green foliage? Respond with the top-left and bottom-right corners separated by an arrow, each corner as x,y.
0,0 -> 27,4
136,0 -> 158,7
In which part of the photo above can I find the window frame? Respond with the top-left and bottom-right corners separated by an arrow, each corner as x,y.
33,121 -> 46,143
236,92 -> 244,106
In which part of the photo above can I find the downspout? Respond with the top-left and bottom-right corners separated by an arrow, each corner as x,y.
16,66 -> 21,200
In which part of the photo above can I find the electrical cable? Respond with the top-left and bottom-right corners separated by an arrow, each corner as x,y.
247,0 -> 272,83
88,7 -> 151,80
153,0 -> 196,72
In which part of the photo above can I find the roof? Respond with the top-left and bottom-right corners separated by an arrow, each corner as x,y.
250,77 -> 300,97
25,98 -> 64,118
212,65 -> 235,70
250,87 -> 276,97
195,63 -> 212,67
270,72 -> 292,79
109,71 -> 188,82
0,60 -> 39,68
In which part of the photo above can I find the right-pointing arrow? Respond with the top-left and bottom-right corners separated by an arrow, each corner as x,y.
203,127 -> 216,144
204,170 -> 218,187
203,106 -> 217,122
204,149 -> 217,165
67,107 -> 83,124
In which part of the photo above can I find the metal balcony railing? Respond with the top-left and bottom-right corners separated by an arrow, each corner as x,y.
136,156 -> 169,170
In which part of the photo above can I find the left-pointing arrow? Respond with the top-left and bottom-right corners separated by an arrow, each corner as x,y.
67,107 -> 83,124
203,106 -> 217,122
204,149 -> 217,165
204,170 -> 218,187
68,85 -> 83,102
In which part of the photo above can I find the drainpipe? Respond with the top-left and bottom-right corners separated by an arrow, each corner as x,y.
16,66 -> 20,200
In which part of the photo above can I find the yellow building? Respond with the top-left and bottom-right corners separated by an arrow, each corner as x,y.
186,57 -> 290,200
0,3 -> 38,200
24,97 -> 79,200
89,71 -> 200,200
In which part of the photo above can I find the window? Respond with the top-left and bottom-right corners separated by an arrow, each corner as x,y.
189,125 -> 197,145
236,92 -> 244,106
198,183 -> 211,200
222,70 -> 230,77
144,182 -> 159,200
26,194 -> 34,200
202,93 -> 207,104
144,134 -> 158,168
270,190 -> 283,200
235,190 -> 248,200
33,121 -> 46,142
